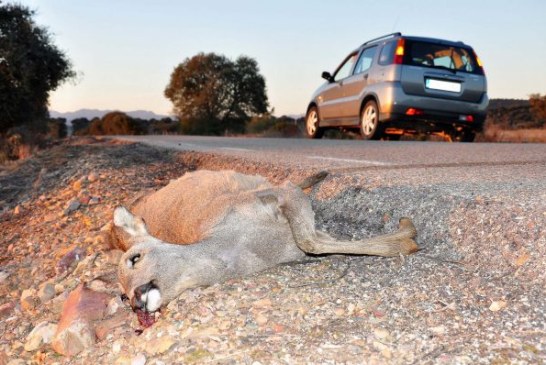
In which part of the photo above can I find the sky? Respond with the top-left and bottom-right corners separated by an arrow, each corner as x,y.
15,0 -> 546,117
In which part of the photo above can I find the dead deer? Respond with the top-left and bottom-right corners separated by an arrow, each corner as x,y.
112,170 -> 419,314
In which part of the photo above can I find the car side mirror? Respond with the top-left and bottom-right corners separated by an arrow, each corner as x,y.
321,71 -> 333,82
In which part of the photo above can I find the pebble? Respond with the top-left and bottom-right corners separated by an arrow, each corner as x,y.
64,199 -> 81,215
20,289 -> 37,311
52,318 -> 95,356
145,337 -> 177,355
24,321 -> 58,351
430,325 -> 446,335
254,313 -> 269,326
489,300 -> 507,312
89,196 -> 101,205
131,353 -> 147,365
0,270 -> 8,283
113,341 -> 122,353
72,179 -> 84,191
13,205 -> 22,215
38,282 -> 56,303
373,327 -> 390,340
88,172 -> 99,183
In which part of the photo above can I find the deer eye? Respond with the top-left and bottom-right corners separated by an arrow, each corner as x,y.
127,253 -> 141,268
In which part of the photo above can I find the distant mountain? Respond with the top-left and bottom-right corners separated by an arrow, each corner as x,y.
49,109 -> 172,121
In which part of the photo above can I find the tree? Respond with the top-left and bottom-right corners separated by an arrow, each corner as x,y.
0,2 -> 75,134
71,117 -> 91,135
164,53 -> 268,135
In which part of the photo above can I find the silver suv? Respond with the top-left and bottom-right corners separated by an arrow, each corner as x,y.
305,33 -> 488,142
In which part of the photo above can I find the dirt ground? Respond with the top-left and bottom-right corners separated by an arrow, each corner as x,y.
0,137 -> 544,364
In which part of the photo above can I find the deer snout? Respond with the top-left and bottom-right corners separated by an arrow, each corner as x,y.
131,281 -> 161,312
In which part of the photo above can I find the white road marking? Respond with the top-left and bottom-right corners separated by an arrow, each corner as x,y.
219,147 -> 252,152
307,155 -> 392,166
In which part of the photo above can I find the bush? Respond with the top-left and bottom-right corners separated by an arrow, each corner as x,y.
246,115 -> 303,137
0,126 -> 44,162
529,94 -> 546,125
78,112 -> 146,135
47,118 -> 67,139
246,114 -> 277,135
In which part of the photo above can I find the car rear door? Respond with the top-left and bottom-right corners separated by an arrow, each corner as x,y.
335,46 -> 378,120
400,40 -> 486,103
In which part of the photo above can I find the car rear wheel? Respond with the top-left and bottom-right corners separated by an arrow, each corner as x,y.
360,101 -> 382,140
461,130 -> 476,142
451,129 -> 476,142
306,106 -> 324,139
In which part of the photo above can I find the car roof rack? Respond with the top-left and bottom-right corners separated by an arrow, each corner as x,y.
361,32 -> 401,46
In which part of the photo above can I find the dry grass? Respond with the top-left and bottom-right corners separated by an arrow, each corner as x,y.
478,125 -> 546,143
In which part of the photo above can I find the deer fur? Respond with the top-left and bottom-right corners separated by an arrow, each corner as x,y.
113,170 -> 419,313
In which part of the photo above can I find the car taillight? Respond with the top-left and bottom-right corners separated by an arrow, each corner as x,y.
394,39 -> 405,64
406,108 -> 424,116
474,51 -> 485,74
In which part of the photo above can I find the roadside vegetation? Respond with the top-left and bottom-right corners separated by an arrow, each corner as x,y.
476,94 -> 546,142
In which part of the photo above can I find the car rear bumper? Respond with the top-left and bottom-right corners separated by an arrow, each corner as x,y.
379,110 -> 486,132
375,82 -> 488,132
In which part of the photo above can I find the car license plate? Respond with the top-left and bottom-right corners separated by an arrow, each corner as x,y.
425,78 -> 461,93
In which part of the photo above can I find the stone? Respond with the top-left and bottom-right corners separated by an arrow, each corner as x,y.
20,288 -> 37,311
24,321 -> 58,351
145,337 -> 177,355
430,325 -> 446,335
50,290 -> 70,315
64,199 -> 81,215
7,360 -> 26,365
79,194 -> 91,205
38,282 -> 56,303
56,246 -> 85,275
106,296 -> 124,316
131,353 -> 146,365
254,313 -> 268,326
72,179 -> 83,191
95,312 -> 130,341
52,284 -> 111,356
52,318 -> 95,356
489,300 -> 507,312
88,172 -> 99,183
0,270 -> 9,283
373,327 -> 390,340
13,205 -> 22,215
89,196 -> 101,205
0,301 -> 16,317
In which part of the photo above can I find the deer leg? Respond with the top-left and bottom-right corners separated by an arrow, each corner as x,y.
278,184 -> 419,257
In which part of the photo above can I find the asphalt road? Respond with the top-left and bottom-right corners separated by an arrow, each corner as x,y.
115,135 -> 546,191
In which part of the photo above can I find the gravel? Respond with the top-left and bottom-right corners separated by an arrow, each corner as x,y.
0,137 -> 544,364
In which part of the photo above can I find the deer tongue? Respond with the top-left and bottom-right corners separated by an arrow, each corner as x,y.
136,308 -> 157,328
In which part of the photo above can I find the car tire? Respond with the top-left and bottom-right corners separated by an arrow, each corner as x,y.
305,106 -> 324,139
452,129 -> 476,142
461,130 -> 476,142
360,100 -> 382,140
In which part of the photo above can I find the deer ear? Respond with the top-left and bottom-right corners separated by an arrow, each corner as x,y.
113,206 -> 149,237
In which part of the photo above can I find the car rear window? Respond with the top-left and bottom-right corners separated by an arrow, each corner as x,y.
404,40 -> 483,75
